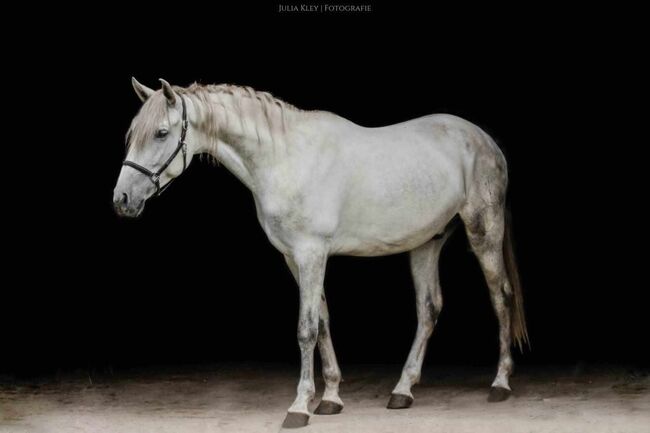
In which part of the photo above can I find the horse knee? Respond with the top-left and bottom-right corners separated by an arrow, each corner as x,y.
297,325 -> 318,349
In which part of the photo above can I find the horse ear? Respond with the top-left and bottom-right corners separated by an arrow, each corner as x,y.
131,77 -> 154,102
159,78 -> 177,106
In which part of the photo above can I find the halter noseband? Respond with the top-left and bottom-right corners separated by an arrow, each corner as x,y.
122,96 -> 189,196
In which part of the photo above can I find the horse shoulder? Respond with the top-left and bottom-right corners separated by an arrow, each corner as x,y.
253,150 -> 344,253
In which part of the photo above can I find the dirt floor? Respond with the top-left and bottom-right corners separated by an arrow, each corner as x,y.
1,364 -> 648,433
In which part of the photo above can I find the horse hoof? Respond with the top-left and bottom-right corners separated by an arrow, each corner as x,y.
314,400 -> 343,415
282,412 -> 310,428
487,386 -> 511,402
387,393 -> 413,409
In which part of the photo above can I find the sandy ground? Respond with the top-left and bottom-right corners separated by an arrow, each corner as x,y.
1,364 -> 648,433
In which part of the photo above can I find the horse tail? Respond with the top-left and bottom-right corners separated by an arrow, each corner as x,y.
503,208 -> 530,352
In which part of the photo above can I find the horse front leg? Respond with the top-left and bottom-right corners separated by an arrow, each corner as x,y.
313,297 -> 343,414
282,244 -> 328,429
285,255 -> 344,416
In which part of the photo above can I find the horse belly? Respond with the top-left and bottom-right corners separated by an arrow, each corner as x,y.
331,146 -> 465,256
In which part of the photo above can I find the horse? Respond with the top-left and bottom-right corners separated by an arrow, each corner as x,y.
113,78 -> 529,428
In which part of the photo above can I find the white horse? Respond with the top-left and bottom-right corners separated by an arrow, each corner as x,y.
113,78 -> 529,428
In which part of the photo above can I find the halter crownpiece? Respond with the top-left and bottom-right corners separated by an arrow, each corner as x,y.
122,96 -> 189,196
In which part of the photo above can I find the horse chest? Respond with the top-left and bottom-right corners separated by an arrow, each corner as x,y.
254,192 -> 338,254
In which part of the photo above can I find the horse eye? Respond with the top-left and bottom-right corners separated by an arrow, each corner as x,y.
155,128 -> 169,139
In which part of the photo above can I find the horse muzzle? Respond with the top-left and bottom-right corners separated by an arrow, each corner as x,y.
113,190 -> 145,218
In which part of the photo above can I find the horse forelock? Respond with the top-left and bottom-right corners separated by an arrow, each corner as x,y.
126,92 -> 169,150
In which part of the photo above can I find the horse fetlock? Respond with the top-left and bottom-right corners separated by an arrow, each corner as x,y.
322,365 -> 341,384
407,369 -> 421,385
499,356 -> 514,375
297,382 -> 316,401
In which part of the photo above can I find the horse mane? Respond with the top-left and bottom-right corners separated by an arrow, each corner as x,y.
126,83 -> 299,153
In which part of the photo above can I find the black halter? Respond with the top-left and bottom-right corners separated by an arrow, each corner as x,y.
123,96 -> 188,196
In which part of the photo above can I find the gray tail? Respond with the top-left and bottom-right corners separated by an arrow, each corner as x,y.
503,208 -> 530,352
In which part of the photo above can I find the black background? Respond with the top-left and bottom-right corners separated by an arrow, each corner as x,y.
4,3 -> 646,376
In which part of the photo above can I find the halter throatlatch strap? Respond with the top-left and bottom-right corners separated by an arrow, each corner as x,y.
122,96 -> 188,196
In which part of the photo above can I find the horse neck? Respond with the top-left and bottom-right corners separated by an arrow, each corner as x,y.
188,89 -> 297,190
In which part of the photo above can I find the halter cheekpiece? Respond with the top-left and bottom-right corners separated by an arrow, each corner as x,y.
122,96 -> 188,196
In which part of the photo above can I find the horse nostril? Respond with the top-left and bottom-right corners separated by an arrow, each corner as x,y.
114,192 -> 129,207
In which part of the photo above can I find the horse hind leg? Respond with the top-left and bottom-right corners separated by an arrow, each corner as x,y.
461,204 -> 517,402
388,235 -> 446,409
